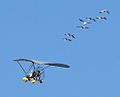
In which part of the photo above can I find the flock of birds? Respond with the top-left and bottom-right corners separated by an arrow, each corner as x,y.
63,9 -> 110,41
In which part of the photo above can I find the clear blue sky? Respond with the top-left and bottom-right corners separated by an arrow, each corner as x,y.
0,0 -> 120,97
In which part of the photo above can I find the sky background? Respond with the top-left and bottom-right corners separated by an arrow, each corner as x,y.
0,0 -> 120,97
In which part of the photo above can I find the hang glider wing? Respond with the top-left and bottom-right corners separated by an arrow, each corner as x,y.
13,58 -> 70,68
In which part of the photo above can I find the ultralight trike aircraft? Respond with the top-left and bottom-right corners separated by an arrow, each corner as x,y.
13,58 -> 70,84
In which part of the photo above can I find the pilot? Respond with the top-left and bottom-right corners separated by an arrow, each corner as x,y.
30,70 -> 40,83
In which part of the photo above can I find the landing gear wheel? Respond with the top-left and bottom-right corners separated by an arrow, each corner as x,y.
40,80 -> 44,83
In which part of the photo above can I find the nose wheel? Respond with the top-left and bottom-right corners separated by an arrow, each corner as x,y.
40,79 -> 44,83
